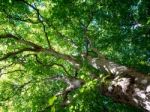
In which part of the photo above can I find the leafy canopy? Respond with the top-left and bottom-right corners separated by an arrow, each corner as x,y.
0,0 -> 149,112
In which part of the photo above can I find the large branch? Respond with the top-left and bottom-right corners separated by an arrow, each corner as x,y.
42,48 -> 79,67
0,34 -> 78,65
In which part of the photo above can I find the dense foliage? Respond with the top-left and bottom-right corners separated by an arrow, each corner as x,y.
0,0 -> 149,112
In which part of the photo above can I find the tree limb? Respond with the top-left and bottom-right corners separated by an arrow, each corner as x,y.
0,34 -> 79,66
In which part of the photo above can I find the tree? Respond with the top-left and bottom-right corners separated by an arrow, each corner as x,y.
0,0 -> 150,112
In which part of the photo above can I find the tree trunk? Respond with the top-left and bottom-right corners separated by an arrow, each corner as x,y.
43,48 -> 150,111
45,49 -> 150,111
87,55 -> 150,112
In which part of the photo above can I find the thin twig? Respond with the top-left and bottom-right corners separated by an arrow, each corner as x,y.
0,69 -> 25,77
0,48 -> 36,61
21,0 -> 51,48
34,54 -> 71,76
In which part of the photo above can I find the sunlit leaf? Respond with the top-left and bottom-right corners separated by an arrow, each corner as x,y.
48,96 -> 57,106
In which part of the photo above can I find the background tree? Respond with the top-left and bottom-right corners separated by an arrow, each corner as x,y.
0,0 -> 150,112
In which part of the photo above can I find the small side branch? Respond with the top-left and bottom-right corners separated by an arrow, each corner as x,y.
0,69 -> 25,77
2,8 -> 39,24
0,48 -> 36,61
0,63 -> 14,70
34,54 -> 71,76
0,34 -> 42,50
21,0 -> 51,48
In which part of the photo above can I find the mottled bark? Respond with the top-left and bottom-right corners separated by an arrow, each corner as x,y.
48,50 -> 150,111
87,55 -> 150,112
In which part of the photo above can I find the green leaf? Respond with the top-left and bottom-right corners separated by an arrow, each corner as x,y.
9,0 -> 12,3
51,106 -> 55,112
48,96 -> 57,106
